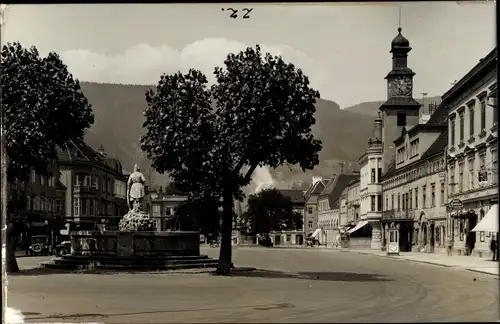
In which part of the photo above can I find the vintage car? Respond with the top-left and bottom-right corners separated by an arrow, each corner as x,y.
54,241 -> 71,256
28,235 -> 49,256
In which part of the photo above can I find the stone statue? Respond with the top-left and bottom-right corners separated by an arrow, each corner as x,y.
127,164 -> 146,211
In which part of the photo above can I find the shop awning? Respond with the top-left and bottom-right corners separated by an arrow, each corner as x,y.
347,220 -> 369,234
311,228 -> 322,238
472,204 -> 498,232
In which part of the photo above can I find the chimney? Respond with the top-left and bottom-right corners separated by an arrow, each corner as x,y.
98,144 -> 106,157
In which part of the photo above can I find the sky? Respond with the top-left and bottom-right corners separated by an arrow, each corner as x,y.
2,2 -> 496,108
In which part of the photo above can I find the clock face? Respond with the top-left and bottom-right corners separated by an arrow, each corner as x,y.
388,76 -> 412,97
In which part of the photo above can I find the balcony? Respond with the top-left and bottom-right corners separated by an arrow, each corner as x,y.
382,209 -> 415,222
73,185 -> 98,195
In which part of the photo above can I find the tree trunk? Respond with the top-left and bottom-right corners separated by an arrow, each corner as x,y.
1,130 -> 19,273
216,185 -> 234,275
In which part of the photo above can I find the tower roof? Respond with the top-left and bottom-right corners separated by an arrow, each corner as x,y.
368,112 -> 383,147
391,27 -> 410,49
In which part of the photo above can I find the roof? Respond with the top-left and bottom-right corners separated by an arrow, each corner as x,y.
391,28 -> 410,48
304,179 -> 328,202
425,102 -> 449,125
278,189 -> 305,205
421,129 -> 448,159
318,174 -> 359,209
57,138 -> 124,176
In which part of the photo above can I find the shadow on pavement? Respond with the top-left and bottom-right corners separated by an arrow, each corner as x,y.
221,269 -> 392,282
8,268 -> 119,277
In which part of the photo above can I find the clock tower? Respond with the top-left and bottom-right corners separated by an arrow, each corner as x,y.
380,27 -> 422,173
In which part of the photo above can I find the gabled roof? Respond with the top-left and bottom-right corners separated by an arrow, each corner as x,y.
318,174 -> 359,209
421,129 -> 448,159
304,179 -> 328,202
278,189 -> 305,205
57,138 -> 124,176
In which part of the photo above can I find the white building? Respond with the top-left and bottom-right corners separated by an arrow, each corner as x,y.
446,48 -> 497,257
357,114 -> 384,249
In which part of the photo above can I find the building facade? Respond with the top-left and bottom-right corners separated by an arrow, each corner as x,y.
150,187 -> 188,231
446,48 -> 497,257
303,177 -> 328,236
346,179 -> 360,226
58,141 -> 128,230
358,114 -> 384,249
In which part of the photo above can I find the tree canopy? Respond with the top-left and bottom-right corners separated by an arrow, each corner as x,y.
242,188 -> 303,235
140,45 -> 322,274
174,197 -> 221,237
1,42 -> 94,272
1,42 -> 94,183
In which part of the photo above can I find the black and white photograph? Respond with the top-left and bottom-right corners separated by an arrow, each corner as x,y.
1,2 -> 498,323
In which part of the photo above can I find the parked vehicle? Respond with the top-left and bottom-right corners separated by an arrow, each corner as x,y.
54,241 -> 71,256
28,235 -> 49,256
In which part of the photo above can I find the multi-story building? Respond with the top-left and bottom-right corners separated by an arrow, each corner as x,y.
346,178 -> 360,227
303,177 -> 328,236
317,174 -> 359,246
150,186 -> 188,231
278,189 -> 306,216
339,188 -> 348,229
446,48 -> 497,257
57,140 -> 128,230
358,114 -> 384,249
10,159 -> 67,250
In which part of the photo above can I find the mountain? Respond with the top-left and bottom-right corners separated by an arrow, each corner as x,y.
80,82 -> 376,186
344,96 -> 442,117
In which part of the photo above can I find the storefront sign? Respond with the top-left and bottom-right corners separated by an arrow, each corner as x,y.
449,199 -> 463,210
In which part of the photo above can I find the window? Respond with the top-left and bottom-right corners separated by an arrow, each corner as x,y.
48,198 -> 53,212
458,162 -> 464,192
415,188 -> 418,209
308,207 -> 313,214
385,196 -> 389,210
378,167 -> 382,182
377,195 -> 382,212
391,194 -> 394,210
492,149 -> 498,184
81,198 -> 87,216
166,207 -> 172,216
422,185 -> 427,209
308,221 -> 313,229
397,194 -> 401,211
468,158 -> 475,190
397,113 -> 406,127
41,176 -> 45,186
56,200 -> 62,213
402,193 -> 405,211
89,199 -> 94,216
440,182 -> 445,205
431,183 -> 436,207
94,177 -> 99,189
370,196 -> 375,211
409,190 -> 413,210
459,111 -> 464,141
73,198 -> 79,216
31,170 -> 36,183
469,104 -> 475,136
447,169 -> 454,198
480,98 -> 486,130
153,205 -> 160,216
27,196 -> 32,211
371,168 -> 376,183
450,118 -> 456,145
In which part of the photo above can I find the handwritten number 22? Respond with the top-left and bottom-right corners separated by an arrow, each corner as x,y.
224,8 -> 252,19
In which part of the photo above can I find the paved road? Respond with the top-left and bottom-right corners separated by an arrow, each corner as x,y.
7,248 -> 499,323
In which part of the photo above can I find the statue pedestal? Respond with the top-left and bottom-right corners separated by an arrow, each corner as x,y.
117,232 -> 134,256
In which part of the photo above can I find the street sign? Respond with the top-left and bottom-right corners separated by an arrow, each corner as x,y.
449,198 -> 463,210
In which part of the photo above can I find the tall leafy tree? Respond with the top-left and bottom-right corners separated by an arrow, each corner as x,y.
141,45 -> 321,274
243,188 -> 303,236
174,197 -> 221,237
1,42 -> 94,272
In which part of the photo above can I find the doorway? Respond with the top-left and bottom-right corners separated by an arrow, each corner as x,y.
275,235 -> 281,246
466,214 -> 478,254
296,235 -> 303,245
429,223 -> 435,253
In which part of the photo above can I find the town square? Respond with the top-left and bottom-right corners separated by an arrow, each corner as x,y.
1,2 -> 498,323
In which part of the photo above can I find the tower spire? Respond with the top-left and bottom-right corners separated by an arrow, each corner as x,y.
398,5 -> 402,30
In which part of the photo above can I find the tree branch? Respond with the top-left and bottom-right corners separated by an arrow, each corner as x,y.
243,162 -> 259,183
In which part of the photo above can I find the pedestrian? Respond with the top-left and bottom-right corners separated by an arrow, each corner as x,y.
490,236 -> 497,261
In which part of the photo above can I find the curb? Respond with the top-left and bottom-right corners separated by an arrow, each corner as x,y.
346,250 -> 499,277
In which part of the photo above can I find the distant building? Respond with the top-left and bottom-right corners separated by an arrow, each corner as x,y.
277,189 -> 306,215
57,141 -> 128,230
303,177 -> 328,236
150,186 -> 188,231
